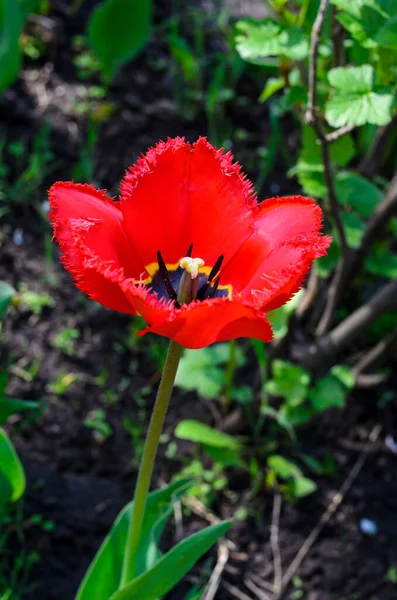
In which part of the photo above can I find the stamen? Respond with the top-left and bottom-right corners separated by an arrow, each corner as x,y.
207,277 -> 220,298
157,250 -> 177,300
179,256 -> 205,279
186,243 -> 193,257
208,254 -> 224,282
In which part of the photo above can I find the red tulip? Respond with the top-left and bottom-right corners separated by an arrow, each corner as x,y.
49,137 -> 331,349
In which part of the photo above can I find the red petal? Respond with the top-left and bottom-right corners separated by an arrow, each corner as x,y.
123,288 -> 273,349
120,138 -> 256,268
222,197 -> 331,307
49,182 -> 143,313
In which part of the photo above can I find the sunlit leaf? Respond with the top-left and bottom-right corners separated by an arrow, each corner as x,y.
175,420 -> 240,450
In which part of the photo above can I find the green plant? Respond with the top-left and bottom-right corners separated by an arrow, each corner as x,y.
84,409 -> 112,443
87,0 -> 152,82
52,328 -> 80,357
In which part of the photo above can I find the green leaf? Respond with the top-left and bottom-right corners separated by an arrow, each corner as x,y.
335,171 -> 382,217
268,290 -> 304,340
316,239 -> 340,277
259,77 -> 285,103
0,0 -> 23,94
365,249 -> 397,278
268,455 -> 302,479
88,0 -> 152,82
308,365 -> 354,411
111,521 -> 232,600
265,360 -> 310,406
203,444 -> 244,467
175,344 -> 245,400
291,476 -> 317,498
340,212 -> 366,248
235,18 -> 309,63
376,16 -> 397,49
76,479 -> 193,600
0,427 -> 25,504
175,420 -> 240,450
0,281 -> 15,320
325,65 -> 393,127
0,396 -> 38,426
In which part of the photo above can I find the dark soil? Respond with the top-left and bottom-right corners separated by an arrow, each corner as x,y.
1,2 -> 397,600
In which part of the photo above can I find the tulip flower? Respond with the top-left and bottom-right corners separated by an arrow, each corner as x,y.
49,137 -> 330,595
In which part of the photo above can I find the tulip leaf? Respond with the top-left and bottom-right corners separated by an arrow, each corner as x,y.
76,478 -> 193,600
111,521 -> 232,600
0,281 -> 15,320
87,0 -> 152,82
0,427 -> 25,504
0,396 -> 38,426
174,420 -> 241,450
0,0 -> 23,94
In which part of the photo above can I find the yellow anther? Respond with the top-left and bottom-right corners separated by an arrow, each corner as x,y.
179,256 -> 204,279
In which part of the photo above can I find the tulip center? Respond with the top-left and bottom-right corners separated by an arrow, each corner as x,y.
144,245 -> 231,307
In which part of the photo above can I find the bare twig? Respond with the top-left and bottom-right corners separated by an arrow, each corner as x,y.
325,123 -> 356,142
270,493 -> 283,594
355,373 -> 389,388
305,0 -> 329,124
354,328 -> 397,375
273,424 -> 382,600
358,115 -> 397,177
296,267 -> 320,317
245,577 -> 273,600
203,544 -> 229,600
302,278 -> 397,370
223,582 -> 255,600
305,0 -> 348,258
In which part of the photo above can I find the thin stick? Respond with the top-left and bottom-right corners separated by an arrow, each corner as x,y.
273,424 -> 382,600
245,578 -> 273,600
223,582 -> 255,600
270,493 -> 283,594
325,124 -> 356,142
306,0 -> 329,125
203,544 -> 229,600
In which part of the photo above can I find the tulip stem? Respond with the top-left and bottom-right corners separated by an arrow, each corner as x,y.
120,339 -> 183,588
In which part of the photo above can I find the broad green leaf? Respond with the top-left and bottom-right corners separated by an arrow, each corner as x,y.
308,365 -> 354,411
175,420 -> 240,450
76,479 -> 193,600
365,249 -> 397,278
0,427 -> 25,503
268,290 -> 304,340
259,77 -> 285,103
203,444 -> 244,467
335,171 -> 382,217
300,126 -> 356,168
175,344 -> 245,400
111,521 -> 232,600
292,476 -> 317,497
235,19 -> 308,63
88,0 -> 152,82
268,455 -> 302,479
265,360 -> 310,406
325,65 -> 393,127
340,212 -> 366,248
0,0 -> 23,93
0,396 -> 38,426
376,16 -> 397,49
0,281 -> 15,320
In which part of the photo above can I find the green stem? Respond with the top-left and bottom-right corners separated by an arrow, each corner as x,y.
120,340 -> 183,587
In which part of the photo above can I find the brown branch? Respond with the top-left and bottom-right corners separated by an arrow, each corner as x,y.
353,328 -> 397,376
305,0 -> 348,255
358,115 -> 397,178
325,123 -> 356,142
301,278 -> 397,371
316,172 -> 397,335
